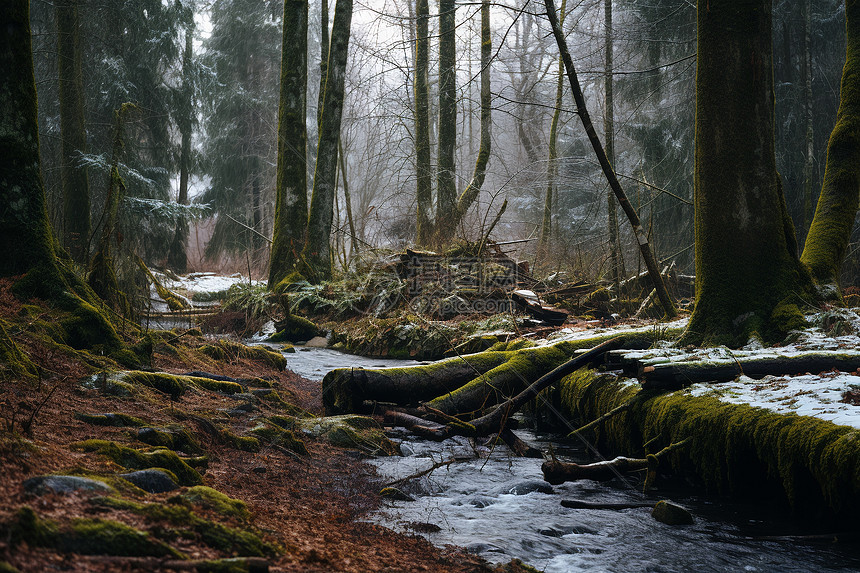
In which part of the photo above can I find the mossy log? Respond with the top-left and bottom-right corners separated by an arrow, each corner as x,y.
639,350 -> 860,389
324,332 -> 656,417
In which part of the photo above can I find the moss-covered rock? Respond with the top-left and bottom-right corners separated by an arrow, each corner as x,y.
135,426 -> 203,454
250,423 -> 308,456
71,440 -> 203,486
200,340 -> 286,370
122,371 -> 187,400
219,430 -> 261,452
6,506 -> 182,558
75,412 -> 146,427
297,415 -> 399,456
269,314 -> 322,343
177,486 -> 250,520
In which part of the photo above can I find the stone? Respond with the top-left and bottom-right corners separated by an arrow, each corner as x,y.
651,500 -> 694,525
380,487 -> 415,501
119,469 -> 179,493
505,480 -> 553,495
304,336 -> 328,348
23,475 -> 113,496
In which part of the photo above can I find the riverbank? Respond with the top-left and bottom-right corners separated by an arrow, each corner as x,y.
0,279 -> 533,573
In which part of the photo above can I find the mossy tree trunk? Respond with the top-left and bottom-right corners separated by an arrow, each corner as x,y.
0,1 -> 121,350
167,22 -> 194,274
800,0 -> 860,294
415,0 -> 433,246
683,0 -> 813,346
300,0 -> 352,283
269,0 -> 309,288
434,0 -> 457,243
451,1 -> 491,230
89,103 -> 135,316
0,0 -> 62,286
55,0 -> 90,265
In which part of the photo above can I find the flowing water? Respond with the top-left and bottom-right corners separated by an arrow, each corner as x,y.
278,346 -> 860,572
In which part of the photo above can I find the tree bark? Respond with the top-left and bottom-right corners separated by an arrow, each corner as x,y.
168,23 -> 194,274
800,0 -> 860,294
543,0 -> 676,319
55,0 -> 91,264
538,0 -> 568,263
415,0 -> 433,246
681,0 -> 813,346
269,0 -> 309,288
435,0 -> 457,242
452,1 -> 491,229
0,0 -> 57,282
301,0 -> 352,282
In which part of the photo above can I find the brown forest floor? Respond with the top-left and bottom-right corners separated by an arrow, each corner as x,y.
0,280 -> 534,573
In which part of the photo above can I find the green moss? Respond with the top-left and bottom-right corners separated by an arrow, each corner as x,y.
75,412 -> 146,427
179,486 -> 250,519
543,368 -> 860,520
71,440 -> 202,485
92,497 -> 276,556
219,430 -> 261,452
193,378 -> 245,394
297,415 -> 398,456
0,561 -> 20,573
269,314 -> 322,343
0,320 -> 37,379
250,423 -> 308,456
200,340 -> 286,371
59,297 -> 122,351
135,426 -> 203,454
6,506 -> 182,558
122,371 -> 186,400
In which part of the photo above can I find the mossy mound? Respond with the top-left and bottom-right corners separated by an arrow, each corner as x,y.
135,426 -> 203,454
92,497 -> 276,556
0,320 -> 38,380
176,486 -> 250,520
269,314 -> 322,343
250,423 -> 308,456
75,412 -> 146,427
121,371 -> 187,400
5,506 -> 182,558
296,415 -> 399,456
71,440 -> 203,485
219,429 -> 261,452
200,340 -> 286,370
544,368 -> 860,521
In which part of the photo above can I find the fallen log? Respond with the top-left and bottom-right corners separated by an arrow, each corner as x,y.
542,438 -> 690,485
324,331 -> 655,416
640,351 -> 860,389
560,499 -> 653,510
383,410 -> 449,441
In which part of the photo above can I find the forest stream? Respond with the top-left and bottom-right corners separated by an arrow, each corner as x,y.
277,346 -> 860,573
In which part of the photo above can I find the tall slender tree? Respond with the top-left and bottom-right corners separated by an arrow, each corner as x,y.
415,0 -> 433,246
452,0 -> 491,229
55,0 -> 90,264
269,0 -> 309,287
435,0 -> 457,242
604,0 -> 623,288
301,0 -> 353,281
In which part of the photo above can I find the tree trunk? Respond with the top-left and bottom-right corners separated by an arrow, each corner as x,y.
538,0 -> 568,263
543,0 -> 677,319
435,0 -> 457,242
801,0 -> 815,241
604,0 -> 622,291
338,138 -> 358,258
452,1 -> 491,229
414,0 -> 433,246
301,0 -> 352,283
681,0 -> 813,346
269,0 -> 309,288
800,0 -> 860,294
0,0 -> 120,349
55,0 -> 90,264
167,23 -> 194,274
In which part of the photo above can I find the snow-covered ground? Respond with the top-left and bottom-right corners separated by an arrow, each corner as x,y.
609,308 -> 860,429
